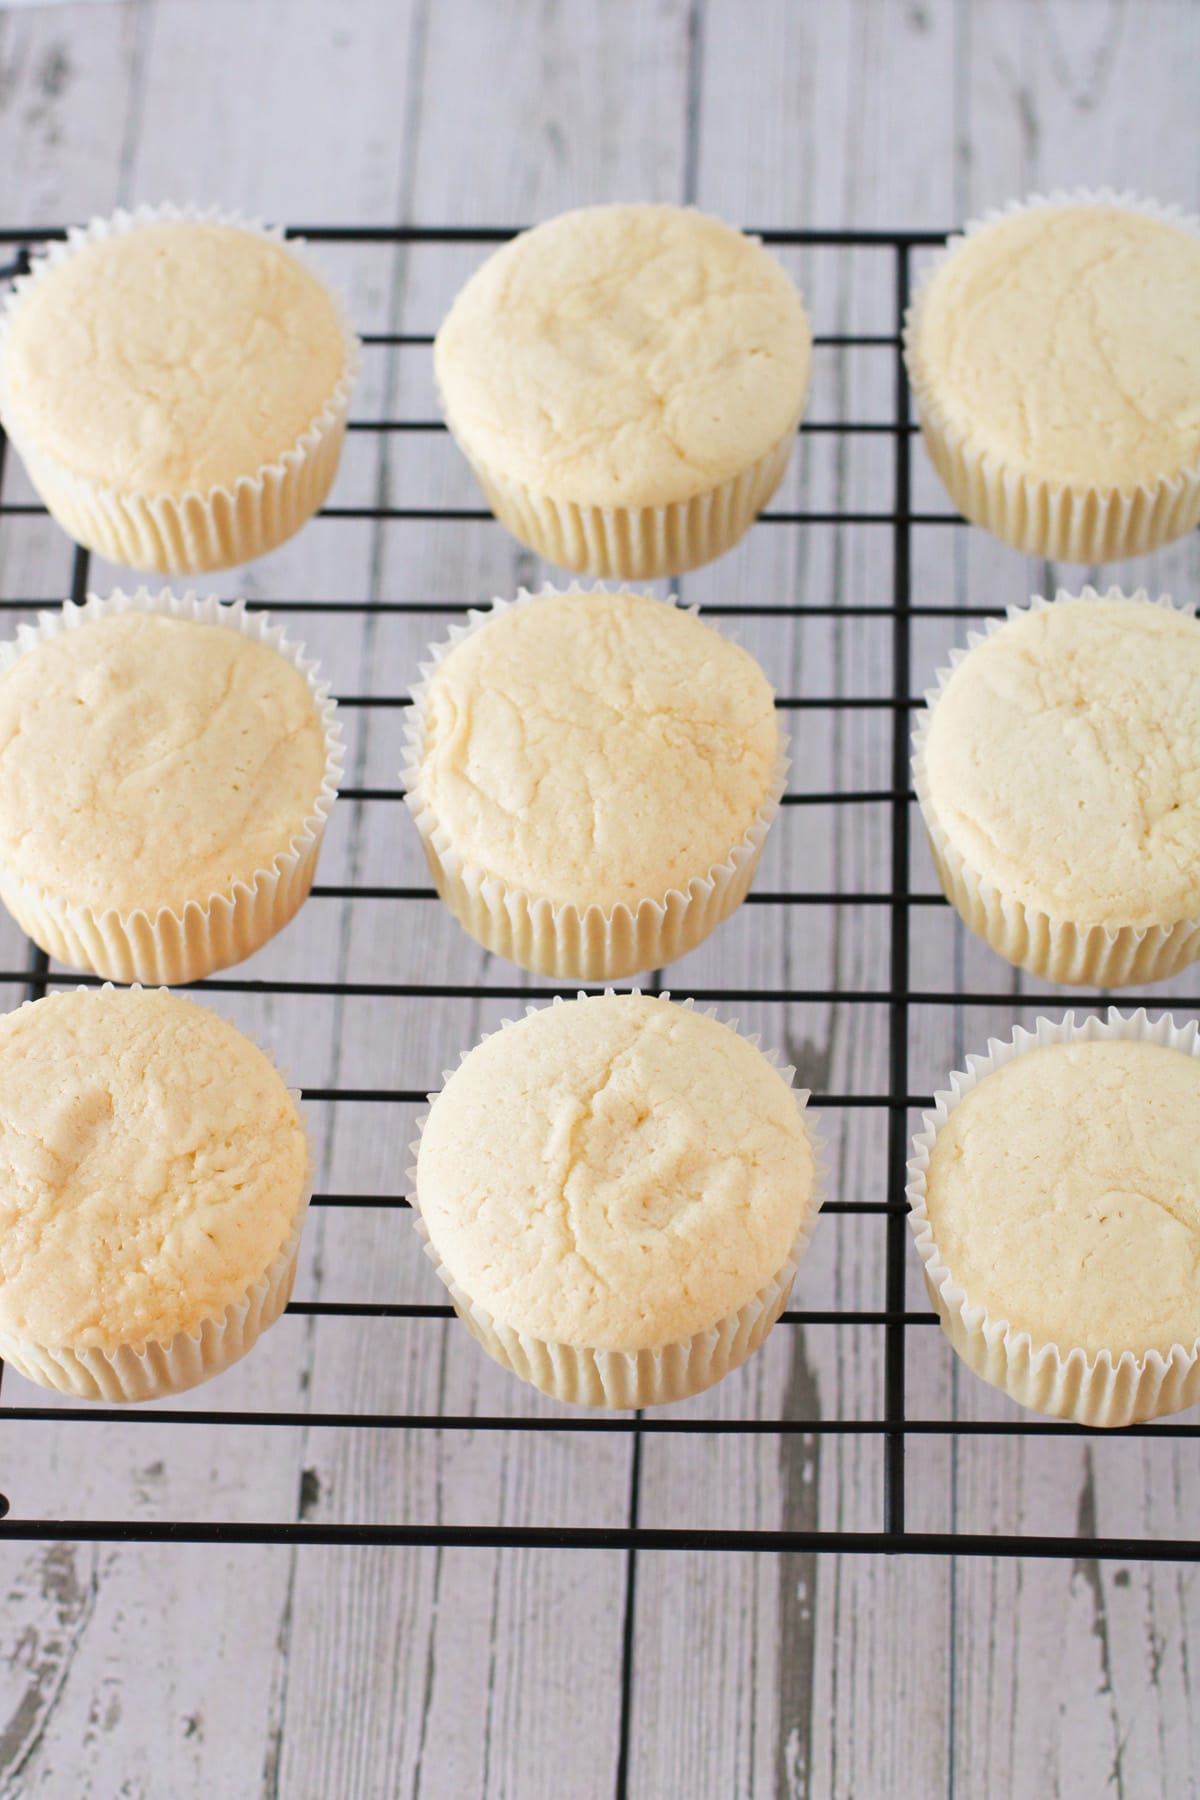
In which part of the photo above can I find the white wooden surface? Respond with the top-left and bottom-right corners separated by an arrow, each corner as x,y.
0,2 -> 1197,1796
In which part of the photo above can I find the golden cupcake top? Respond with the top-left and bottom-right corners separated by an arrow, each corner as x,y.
411,589 -> 782,910
0,987 -> 308,1352
925,1038 -> 1200,1356
417,992 -> 814,1351
920,596 -> 1200,929
434,203 -> 812,508
908,201 -> 1200,490
0,219 -> 348,496
0,609 -> 330,915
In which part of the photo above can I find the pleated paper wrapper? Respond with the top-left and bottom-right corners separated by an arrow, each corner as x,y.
911,585 -> 1200,988
904,189 -> 1200,562
0,994 -> 313,1404
458,425 -> 800,580
0,203 -> 361,573
0,587 -> 344,985
907,1007 -> 1200,1428
402,585 -> 789,980
409,993 -> 824,1410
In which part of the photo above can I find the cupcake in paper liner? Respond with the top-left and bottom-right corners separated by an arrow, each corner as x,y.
0,587 -> 343,985
410,990 -> 822,1410
403,584 -> 788,981
908,1008 -> 1200,1427
904,190 -> 1200,561
0,985 -> 312,1403
434,203 -> 811,578
912,586 -> 1200,988
0,204 -> 360,573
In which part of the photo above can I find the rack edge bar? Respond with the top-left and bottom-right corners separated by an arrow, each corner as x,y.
0,1521 -> 1192,1560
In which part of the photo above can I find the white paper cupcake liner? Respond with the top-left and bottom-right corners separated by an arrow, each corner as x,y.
0,587 -> 344,984
904,189 -> 1200,562
402,584 -> 789,980
459,422 -> 799,579
0,990 -> 314,1403
0,204 -> 361,574
908,1007 -> 1200,1427
409,992 -> 824,1409
912,585 -> 1200,987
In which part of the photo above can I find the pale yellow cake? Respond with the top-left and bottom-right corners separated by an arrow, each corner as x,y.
924,1039 -> 1200,1356
0,601 -> 337,983
0,986 -> 308,1385
916,593 -> 1200,984
0,610 -> 327,911
416,992 -> 816,1403
406,588 -> 784,977
911,204 -> 1200,490
2,220 -> 346,494
434,204 -> 812,575
0,215 -> 356,570
906,200 -> 1200,557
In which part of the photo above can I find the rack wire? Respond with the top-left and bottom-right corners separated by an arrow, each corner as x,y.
0,223 -> 1196,1574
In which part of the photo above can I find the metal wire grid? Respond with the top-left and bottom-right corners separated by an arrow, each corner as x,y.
0,224 -> 1193,1568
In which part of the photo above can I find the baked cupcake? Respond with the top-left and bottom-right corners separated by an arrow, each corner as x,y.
413,991 -> 820,1408
0,589 -> 342,984
0,985 -> 311,1401
913,587 -> 1200,987
434,203 -> 812,577
908,1009 -> 1200,1427
0,206 -> 359,572
905,192 -> 1200,561
403,585 -> 787,978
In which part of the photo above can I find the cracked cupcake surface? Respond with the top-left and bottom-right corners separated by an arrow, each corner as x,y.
0,985 -> 309,1398
924,1038 -> 1200,1358
416,991 -> 815,1363
1,222 -> 347,496
905,196 -> 1200,559
0,597 -> 339,985
433,203 -> 811,576
0,610 -> 328,913
414,588 -> 780,908
0,212 -> 357,572
914,591 -> 1200,987
405,587 -> 786,979
909,203 -> 1200,492
921,595 -> 1200,931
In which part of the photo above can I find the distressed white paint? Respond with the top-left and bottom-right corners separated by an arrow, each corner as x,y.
0,1 -> 1195,1796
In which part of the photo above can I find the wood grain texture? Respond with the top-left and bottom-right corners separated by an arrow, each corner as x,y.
0,1 -> 1196,1796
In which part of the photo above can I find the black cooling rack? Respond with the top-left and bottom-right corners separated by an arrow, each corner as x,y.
0,223 -> 1196,1571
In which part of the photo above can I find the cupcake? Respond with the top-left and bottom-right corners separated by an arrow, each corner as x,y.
413,991 -> 820,1408
433,203 -> 812,578
908,1009 -> 1200,1427
913,587 -> 1200,987
403,585 -> 787,978
0,589 -> 342,985
0,985 -> 311,1402
905,192 -> 1200,561
0,206 -> 359,573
